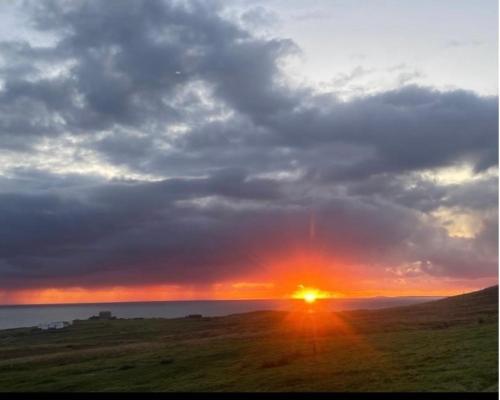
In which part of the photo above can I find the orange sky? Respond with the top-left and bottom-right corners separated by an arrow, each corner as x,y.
1,248 -> 496,305
1,278 -> 495,305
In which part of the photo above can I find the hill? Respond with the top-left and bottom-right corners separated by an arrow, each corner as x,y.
341,285 -> 498,333
0,286 -> 497,392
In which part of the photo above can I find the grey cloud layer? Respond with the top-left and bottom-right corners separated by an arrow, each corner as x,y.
0,0 -> 497,290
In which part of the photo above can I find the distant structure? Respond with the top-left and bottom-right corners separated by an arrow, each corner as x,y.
99,311 -> 113,319
38,321 -> 71,330
88,310 -> 116,320
186,314 -> 203,319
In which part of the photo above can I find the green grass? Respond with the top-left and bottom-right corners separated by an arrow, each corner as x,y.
0,286 -> 497,392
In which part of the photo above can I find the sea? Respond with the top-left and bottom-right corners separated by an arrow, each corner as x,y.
0,296 -> 443,330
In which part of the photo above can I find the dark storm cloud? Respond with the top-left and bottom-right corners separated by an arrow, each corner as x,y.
0,169 -> 496,289
1,1 -> 497,174
0,0 -> 296,146
0,169 -> 288,288
282,87 -> 498,178
92,86 -> 498,181
346,174 -> 499,213
0,0 -> 497,290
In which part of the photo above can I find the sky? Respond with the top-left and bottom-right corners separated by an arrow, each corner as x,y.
0,0 -> 498,304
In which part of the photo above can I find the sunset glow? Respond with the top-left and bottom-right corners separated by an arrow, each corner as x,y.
0,0 -> 496,393
292,285 -> 334,303
304,292 -> 317,304
0,0 -> 496,311
0,275 -> 497,305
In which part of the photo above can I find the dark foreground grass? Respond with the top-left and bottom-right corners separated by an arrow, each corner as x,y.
0,286 -> 497,392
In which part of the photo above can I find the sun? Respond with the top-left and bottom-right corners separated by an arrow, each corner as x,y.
303,291 -> 317,304
292,285 -> 333,303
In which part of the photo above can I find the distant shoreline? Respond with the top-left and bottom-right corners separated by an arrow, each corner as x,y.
0,295 -> 444,308
0,296 -> 444,331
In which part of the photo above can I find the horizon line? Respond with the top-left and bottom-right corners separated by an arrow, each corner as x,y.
0,294 -> 449,307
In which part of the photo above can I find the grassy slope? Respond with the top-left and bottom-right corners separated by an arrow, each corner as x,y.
0,286 -> 497,392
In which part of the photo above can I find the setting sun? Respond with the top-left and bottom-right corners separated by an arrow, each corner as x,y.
292,285 -> 334,303
303,292 -> 317,304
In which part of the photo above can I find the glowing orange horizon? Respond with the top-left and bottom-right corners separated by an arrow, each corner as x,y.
1,211 -> 497,306
291,285 -> 337,303
0,247 -> 495,305
0,277 -> 496,305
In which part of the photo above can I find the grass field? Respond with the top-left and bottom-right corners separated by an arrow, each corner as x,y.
0,286 -> 497,392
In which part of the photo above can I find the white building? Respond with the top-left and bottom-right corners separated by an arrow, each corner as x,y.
37,321 -> 71,330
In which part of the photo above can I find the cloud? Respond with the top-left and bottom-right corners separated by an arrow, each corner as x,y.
0,0 -> 497,292
0,0 -> 297,146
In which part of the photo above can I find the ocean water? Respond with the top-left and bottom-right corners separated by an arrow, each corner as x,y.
0,296 -> 442,330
